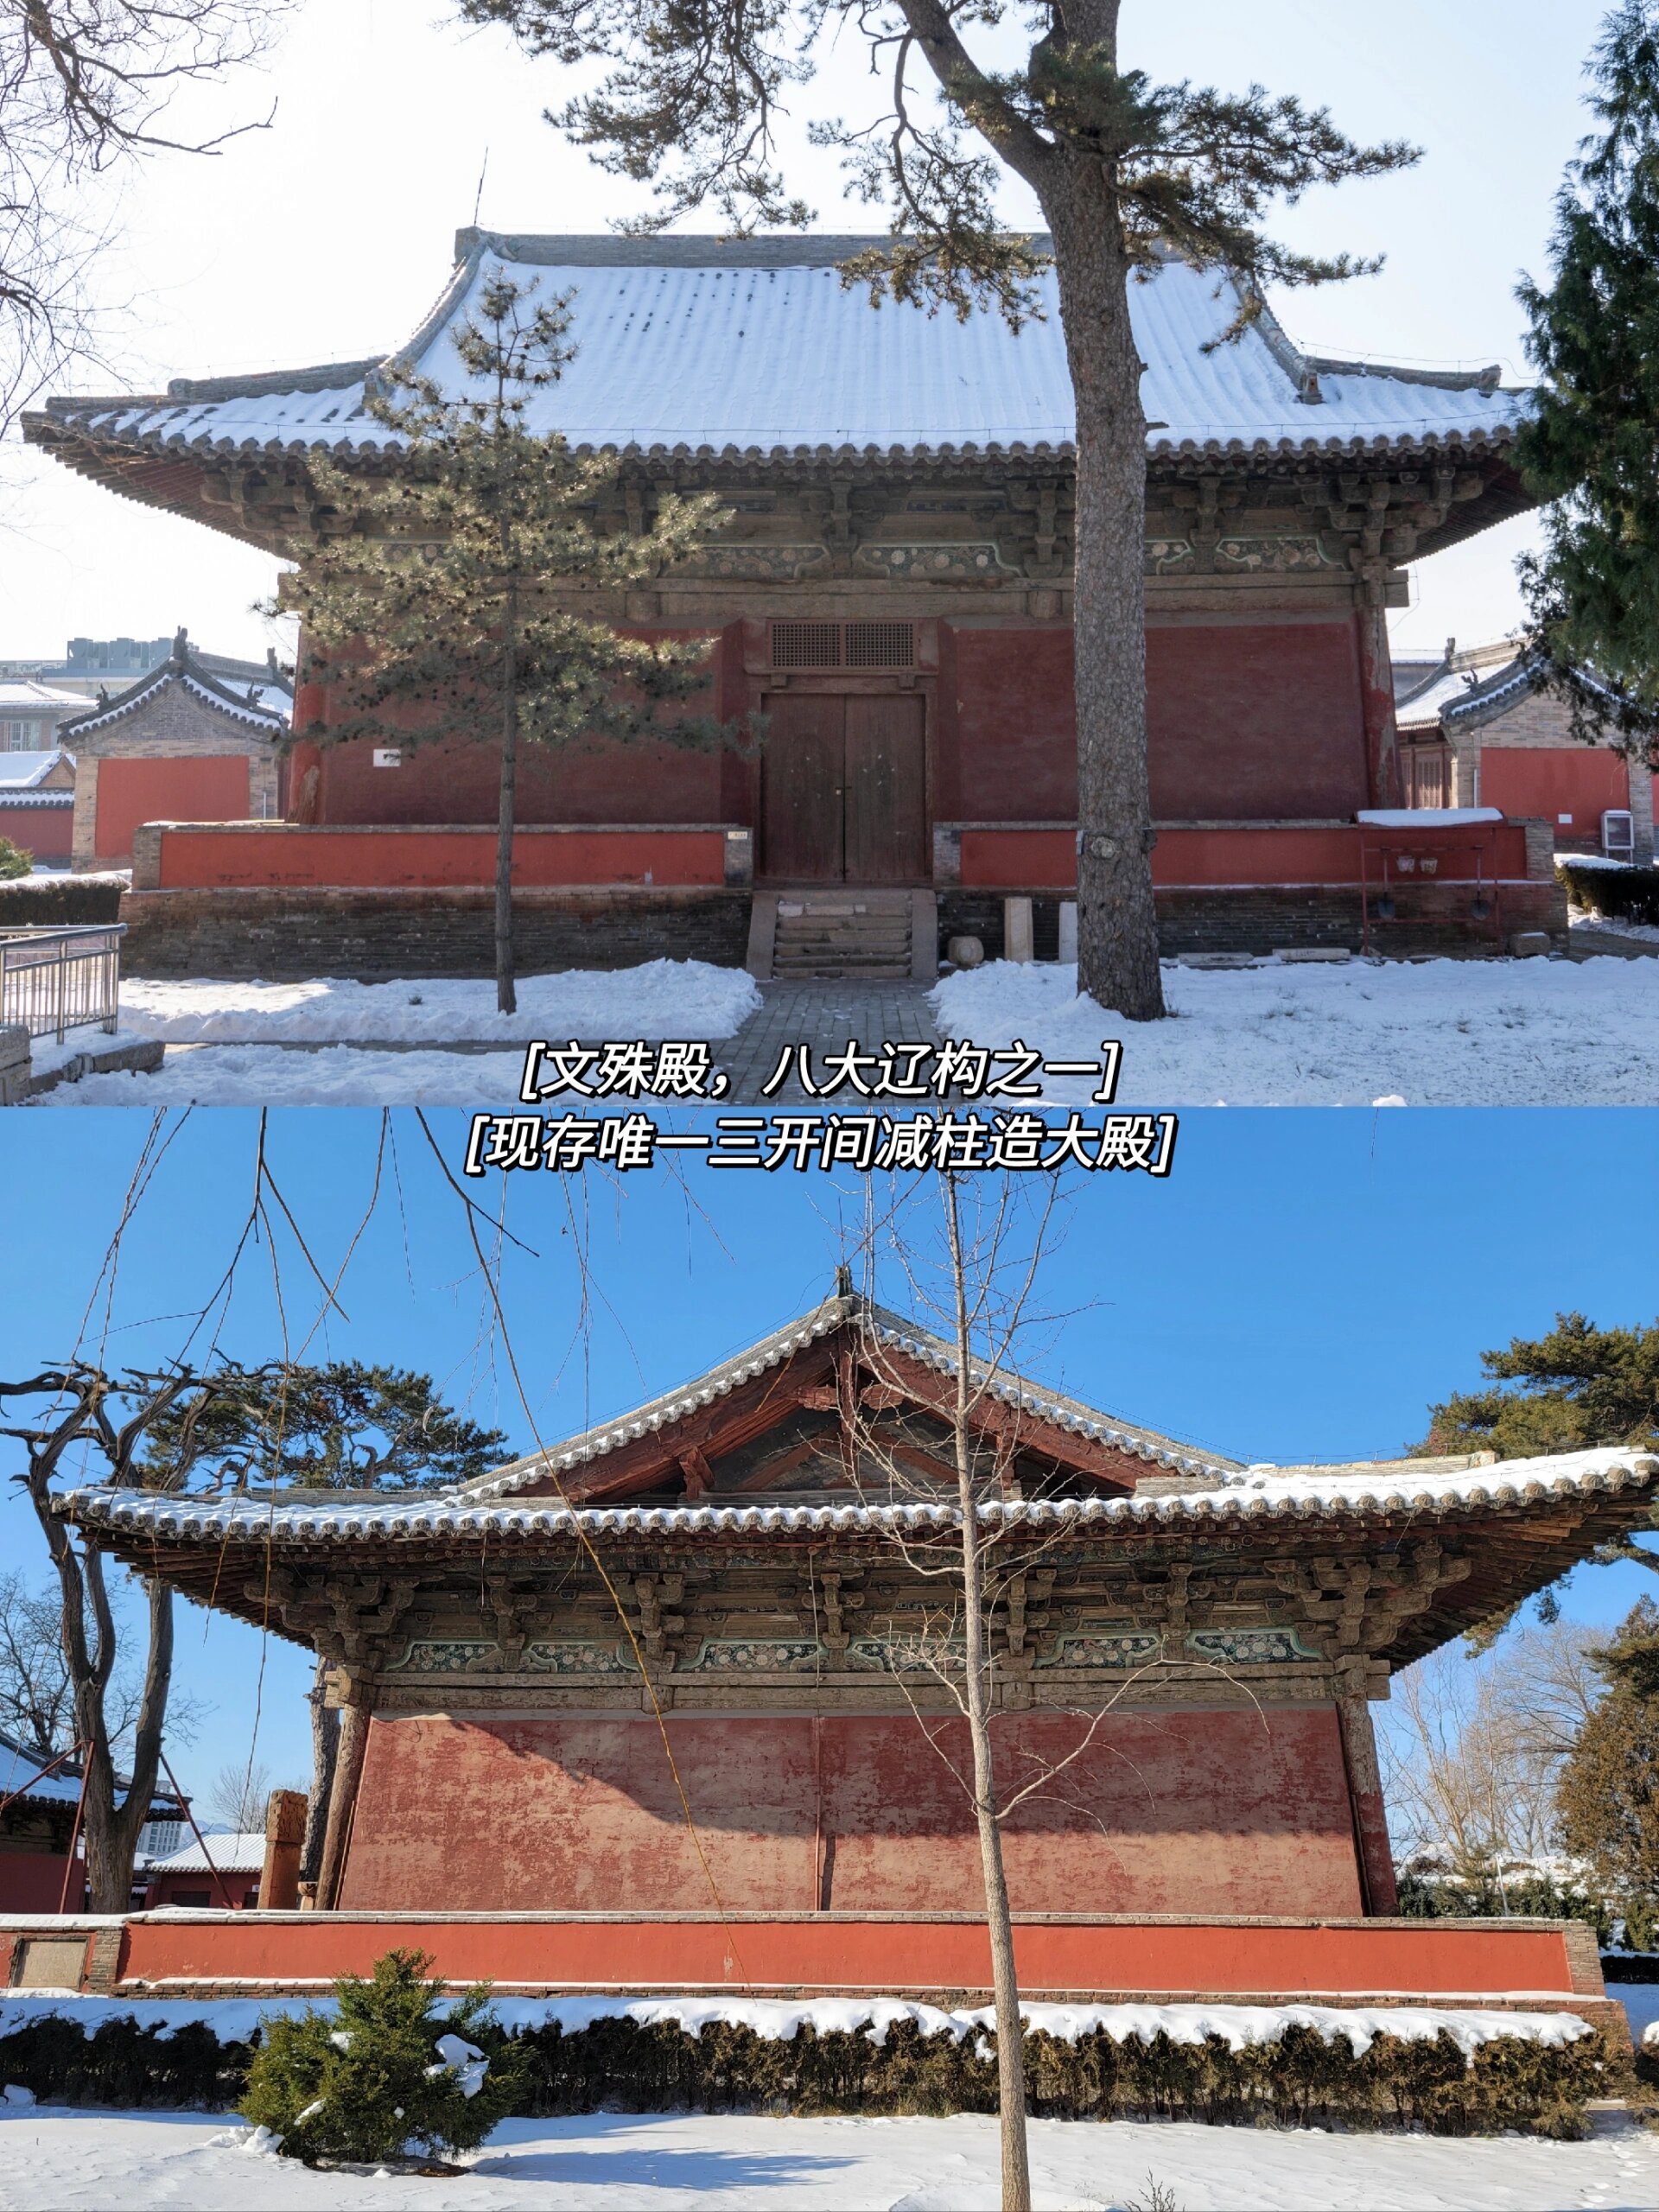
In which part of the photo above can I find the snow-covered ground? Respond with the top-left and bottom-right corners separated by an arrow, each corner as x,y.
21,950 -> 1659,1105
115,962 -> 761,1046
2,2104 -> 1655,2210
932,955 -> 1659,1106
1572,907 -> 1659,946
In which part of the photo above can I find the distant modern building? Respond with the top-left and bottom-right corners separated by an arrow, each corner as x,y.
0,679 -> 86,754
1,637 -> 294,715
57,628 -> 290,871
1395,639 -> 1653,861
0,748 -> 76,862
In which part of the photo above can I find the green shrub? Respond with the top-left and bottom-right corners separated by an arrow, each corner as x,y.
238,1949 -> 529,2166
1555,856 -> 1659,926
0,838 -> 30,880
1396,1868 -> 1615,1946
0,1993 -> 1624,2142
0,874 -> 123,925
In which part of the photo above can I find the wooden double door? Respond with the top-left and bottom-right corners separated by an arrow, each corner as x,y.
760,692 -> 927,882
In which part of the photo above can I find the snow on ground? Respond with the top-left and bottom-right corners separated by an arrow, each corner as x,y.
2,2106 -> 1656,2211
932,956 -> 1659,1106
41,1040 -> 541,1107
1572,908 -> 1659,946
115,963 -> 761,1046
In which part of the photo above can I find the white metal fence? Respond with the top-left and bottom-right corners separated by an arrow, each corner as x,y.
0,924 -> 124,1042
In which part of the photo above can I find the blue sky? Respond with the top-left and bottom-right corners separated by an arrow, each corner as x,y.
0,0 -> 1628,658
2,1105 -> 1656,1804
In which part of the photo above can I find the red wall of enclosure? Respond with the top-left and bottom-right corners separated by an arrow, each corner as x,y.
337,1707 -> 1364,1918
96,756 -> 248,860
1478,747 -> 1629,842
0,804 -> 72,861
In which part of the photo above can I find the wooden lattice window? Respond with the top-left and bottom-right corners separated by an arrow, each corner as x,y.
768,620 -> 916,670
770,620 -> 842,669
845,621 -> 915,668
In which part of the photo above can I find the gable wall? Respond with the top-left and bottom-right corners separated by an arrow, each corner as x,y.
338,1706 -> 1364,1918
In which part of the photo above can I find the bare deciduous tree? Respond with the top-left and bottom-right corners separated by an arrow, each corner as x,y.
0,1 -> 288,427
1,1359 -> 281,1910
837,1177 -> 1246,2212
1380,1624 -> 1605,1878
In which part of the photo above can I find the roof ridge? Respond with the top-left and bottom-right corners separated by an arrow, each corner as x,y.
456,1289 -> 1241,1503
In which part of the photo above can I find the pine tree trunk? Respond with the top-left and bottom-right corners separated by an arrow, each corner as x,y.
944,1182 -> 1032,2212
493,641 -> 519,1017
1046,182 -> 1166,1020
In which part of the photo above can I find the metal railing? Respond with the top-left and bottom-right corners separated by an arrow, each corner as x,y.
0,924 -> 124,1043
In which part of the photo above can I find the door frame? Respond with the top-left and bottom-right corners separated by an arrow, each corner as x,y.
741,618 -> 941,886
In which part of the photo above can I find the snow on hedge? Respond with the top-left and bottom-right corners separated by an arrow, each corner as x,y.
116,961 -> 762,1046
930,954 -> 1659,1106
0,1990 -> 1595,2063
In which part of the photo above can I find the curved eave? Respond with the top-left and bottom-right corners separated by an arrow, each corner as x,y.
22,405 -> 1533,567
54,1455 -> 1657,1668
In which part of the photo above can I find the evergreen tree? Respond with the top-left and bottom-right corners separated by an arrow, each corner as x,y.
279,274 -> 748,1014
1556,1605 -> 1659,1897
1514,2 -> 1659,756
463,0 -> 1416,1024
1417,1313 -> 1659,1643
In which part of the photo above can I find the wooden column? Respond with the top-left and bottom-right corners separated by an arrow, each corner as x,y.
257,1787 -> 308,1911
1355,587 -> 1403,810
1337,1690 -> 1399,1916
315,1694 -> 372,1912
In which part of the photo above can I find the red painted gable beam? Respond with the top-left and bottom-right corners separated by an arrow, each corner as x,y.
863,1345 -> 1147,1491
508,1335 -> 849,1503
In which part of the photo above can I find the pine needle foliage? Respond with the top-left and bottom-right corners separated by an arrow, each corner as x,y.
238,1948 -> 528,2165
1416,1311 -> 1659,1643
279,273 -> 750,1012
1515,2 -> 1659,758
140,1360 -> 510,1494
0,836 -> 30,880
1556,1613 -> 1659,1895
460,0 -> 1418,1021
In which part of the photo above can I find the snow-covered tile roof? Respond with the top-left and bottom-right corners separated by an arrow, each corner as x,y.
0,748 -> 73,789
461,1290 -> 1238,1499
60,665 -> 288,741
57,1447 -> 1656,1547
145,1831 -> 264,1876
0,682 -> 84,713
44,237 -> 1526,465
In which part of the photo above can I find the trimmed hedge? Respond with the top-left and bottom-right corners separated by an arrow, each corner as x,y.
0,2008 -> 1628,2139
1556,856 -> 1659,926
0,874 -> 124,926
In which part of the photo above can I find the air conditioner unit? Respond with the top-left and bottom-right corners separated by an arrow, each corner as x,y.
1602,808 -> 1635,861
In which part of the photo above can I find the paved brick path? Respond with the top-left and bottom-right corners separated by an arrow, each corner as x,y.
715,981 -> 939,1103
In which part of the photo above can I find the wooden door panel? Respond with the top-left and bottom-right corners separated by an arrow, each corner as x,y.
761,696 -> 845,881
844,695 -> 926,881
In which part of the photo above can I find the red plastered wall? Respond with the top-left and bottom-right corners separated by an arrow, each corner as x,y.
1478,747 -> 1630,837
0,805 -> 72,860
94,756 -> 249,859
310,631 -> 728,827
339,1707 -> 1363,1917
947,621 -> 1370,822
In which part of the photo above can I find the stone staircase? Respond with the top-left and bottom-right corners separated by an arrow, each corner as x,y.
747,890 -> 936,981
